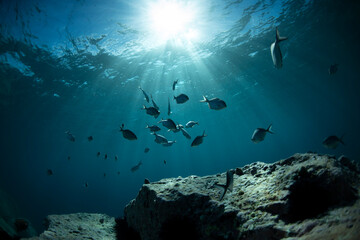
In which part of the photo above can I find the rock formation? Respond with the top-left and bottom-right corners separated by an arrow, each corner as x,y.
24,153 -> 360,240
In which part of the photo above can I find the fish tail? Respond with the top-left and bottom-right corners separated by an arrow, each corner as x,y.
214,184 -> 227,201
267,124 -> 274,134
276,27 -> 288,42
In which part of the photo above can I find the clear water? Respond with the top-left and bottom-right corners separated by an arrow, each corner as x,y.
1,0 -> 359,233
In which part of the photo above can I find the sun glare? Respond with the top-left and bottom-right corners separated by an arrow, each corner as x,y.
147,0 -> 199,43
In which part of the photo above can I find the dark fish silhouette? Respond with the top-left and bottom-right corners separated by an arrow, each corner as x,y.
329,64 -> 338,75
158,118 -> 177,131
322,135 -> 345,149
191,130 -> 207,147
172,79 -> 178,90
142,105 -> 160,118
185,121 -> 199,128
200,96 -> 226,110
87,136 -> 93,141
174,94 -> 189,104
65,131 -> 75,142
146,124 -> 161,132
47,169 -> 53,176
115,155 -> 118,161
162,140 -> 176,147
104,154 -> 108,160
97,152 -> 101,157
164,160 -> 167,165
144,147 -> 150,153
151,94 -> 160,110
119,124 -> 137,140
152,132 -> 168,144
251,124 -> 274,143
168,97 -> 171,115
139,86 -> 150,103
131,161 -> 142,172
270,27 -> 288,69
67,156 -> 71,160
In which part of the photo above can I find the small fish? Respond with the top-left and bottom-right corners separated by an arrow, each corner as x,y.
117,171 -> 120,175
151,94 -> 159,110
65,131 -> 75,142
119,124 -> 137,140
329,64 -> 338,75
191,130 -> 207,147
67,156 -> 71,160
322,135 -> 345,149
97,152 -> 101,157
180,127 -> 191,140
131,161 -> 142,172
47,169 -> 53,176
200,96 -> 227,110
152,132 -> 168,144
146,124 -> 161,132
84,182 -> 89,188
142,105 -> 160,118
139,86 -> 150,103
115,155 -> 118,161
270,27 -> 288,69
174,94 -> 189,104
185,121 -> 199,128
162,140 -> 176,147
251,124 -> 274,143
214,170 -> 235,201
104,154 -> 107,160
158,118 -> 177,131
164,160 -> 167,165
168,97 -> 171,116
172,79 -> 178,90
144,147 -> 150,153
103,173 -> 106,178
87,136 -> 93,141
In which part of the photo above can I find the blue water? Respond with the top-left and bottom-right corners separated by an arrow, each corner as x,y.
1,0 -> 359,233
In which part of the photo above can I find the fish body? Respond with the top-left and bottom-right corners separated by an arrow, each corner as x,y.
158,118 -> 177,131
146,124 -> 161,132
185,121 -> 199,128
104,154 -> 107,160
115,155 -> 118,161
200,96 -> 226,110
215,170 -> 235,201
152,132 -> 168,144
131,161 -> 142,172
162,140 -> 176,147
65,131 -> 75,142
168,97 -> 171,115
47,169 -> 53,176
144,147 -> 150,153
180,127 -> 191,139
151,94 -> 159,110
120,124 -> 137,140
174,94 -> 189,104
322,135 -> 345,149
143,105 -> 160,118
191,130 -> 206,147
172,79 -> 178,90
329,64 -> 338,75
270,27 -> 288,69
67,156 -> 71,160
97,152 -> 100,157
251,124 -> 274,143
139,86 -> 150,103
87,136 -> 93,141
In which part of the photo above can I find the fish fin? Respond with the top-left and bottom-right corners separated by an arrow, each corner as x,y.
202,130 -> 207,137
142,105 -> 146,110
214,184 -> 227,201
200,95 -> 208,102
276,27 -> 288,42
267,124 -> 274,134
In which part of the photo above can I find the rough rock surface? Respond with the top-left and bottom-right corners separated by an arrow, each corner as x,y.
24,213 -> 116,240
124,153 -> 360,240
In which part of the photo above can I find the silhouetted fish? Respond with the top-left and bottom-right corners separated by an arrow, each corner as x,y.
151,94 -> 159,110
322,135 -> 345,149
174,94 -> 189,104
158,118 -> 177,131
139,86 -> 149,103
131,161 -> 142,172
251,124 -> 274,143
270,27 -> 288,69
168,97 -> 171,115
185,121 -> 199,128
87,136 -> 93,141
329,64 -> 338,75
200,96 -> 226,110
119,124 -> 137,140
191,130 -> 207,147
146,124 -> 161,132
47,169 -> 53,176
152,132 -> 168,144
65,131 -> 75,142
144,147 -> 150,153
142,105 -> 160,118
172,79 -> 178,90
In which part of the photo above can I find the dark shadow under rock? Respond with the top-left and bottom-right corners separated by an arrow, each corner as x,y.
159,216 -> 200,240
115,217 -> 141,240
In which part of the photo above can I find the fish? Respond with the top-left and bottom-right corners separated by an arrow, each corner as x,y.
214,170 -> 235,201
151,94 -> 160,110
142,105 -> 160,118
146,124 -> 161,132
152,132 -> 168,144
185,121 -> 199,128
162,140 -> 176,147
67,156 -> 71,160
47,169 -> 53,176
322,135 -> 345,149
172,79 -> 178,90
200,96 -> 227,110
144,147 -> 150,153
329,64 -> 338,75
158,118 -> 177,131
180,127 -> 191,139
164,160 -> 166,165
168,97 -> 171,116
270,27 -> 288,69
103,173 -> 106,178
115,155 -> 118,161
84,182 -> 88,188
117,171 -> 120,175
104,154 -> 107,160
174,94 -> 189,104
131,161 -> 142,172
251,124 -> 274,143
119,124 -> 138,140
139,86 -> 150,103
65,131 -> 75,142
87,136 -> 93,141
97,152 -> 101,157
191,130 -> 207,147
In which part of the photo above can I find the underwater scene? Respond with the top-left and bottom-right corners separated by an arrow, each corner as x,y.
0,0 -> 360,237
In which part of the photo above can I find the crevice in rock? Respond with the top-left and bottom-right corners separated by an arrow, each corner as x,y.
114,217 -> 141,240
159,216 -> 200,240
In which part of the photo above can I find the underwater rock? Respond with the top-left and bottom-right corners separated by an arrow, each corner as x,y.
124,153 -> 360,240
24,213 -> 116,240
